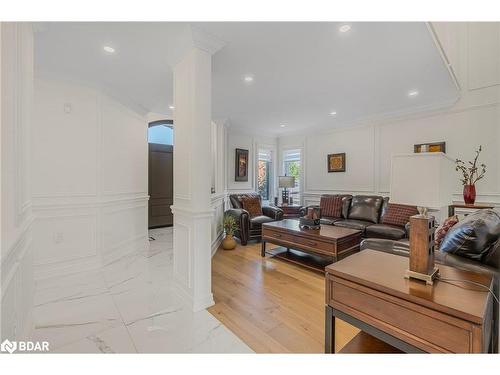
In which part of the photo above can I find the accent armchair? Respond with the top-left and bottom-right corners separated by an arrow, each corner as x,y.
225,193 -> 283,245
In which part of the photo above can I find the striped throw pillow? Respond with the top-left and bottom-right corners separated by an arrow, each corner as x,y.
320,196 -> 343,218
381,203 -> 418,227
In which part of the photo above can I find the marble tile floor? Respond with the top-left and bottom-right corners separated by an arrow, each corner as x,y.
31,227 -> 253,353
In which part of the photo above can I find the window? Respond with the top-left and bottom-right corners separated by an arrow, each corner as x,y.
257,149 -> 273,202
148,121 -> 173,145
283,149 -> 301,203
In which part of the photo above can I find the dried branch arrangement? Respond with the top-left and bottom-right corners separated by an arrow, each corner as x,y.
455,146 -> 486,186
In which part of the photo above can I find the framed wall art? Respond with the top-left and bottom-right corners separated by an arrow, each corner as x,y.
327,153 -> 346,173
235,148 -> 249,181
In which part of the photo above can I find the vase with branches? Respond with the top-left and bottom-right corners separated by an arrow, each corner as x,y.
455,146 -> 486,204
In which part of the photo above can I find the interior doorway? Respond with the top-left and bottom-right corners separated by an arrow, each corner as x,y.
148,120 -> 174,228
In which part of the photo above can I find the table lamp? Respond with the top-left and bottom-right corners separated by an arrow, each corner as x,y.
390,153 -> 454,286
278,176 -> 295,205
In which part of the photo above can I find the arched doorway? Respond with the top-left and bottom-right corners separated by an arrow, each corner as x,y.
148,120 -> 174,228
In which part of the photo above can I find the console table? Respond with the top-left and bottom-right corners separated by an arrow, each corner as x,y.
325,250 -> 494,353
448,203 -> 494,217
271,204 -> 303,218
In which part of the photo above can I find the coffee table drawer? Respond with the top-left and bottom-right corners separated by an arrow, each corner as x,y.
328,277 -> 471,353
262,228 -> 296,243
293,235 -> 335,253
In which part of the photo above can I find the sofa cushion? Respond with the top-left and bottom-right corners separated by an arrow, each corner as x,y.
249,215 -> 275,228
320,216 -> 343,225
341,196 -> 353,219
440,209 -> 500,261
334,219 -> 373,234
365,224 -> 406,240
347,196 -> 384,223
381,203 -> 418,228
320,195 -> 343,218
241,196 -> 263,218
435,215 -> 459,248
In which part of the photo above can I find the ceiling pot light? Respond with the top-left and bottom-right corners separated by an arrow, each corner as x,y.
103,45 -> 115,54
280,124 -> 286,128
408,90 -> 419,97
330,111 -> 337,116
243,75 -> 254,83
169,105 -> 175,110
339,24 -> 351,33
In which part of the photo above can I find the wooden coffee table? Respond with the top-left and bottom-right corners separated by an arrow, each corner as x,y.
261,219 -> 362,272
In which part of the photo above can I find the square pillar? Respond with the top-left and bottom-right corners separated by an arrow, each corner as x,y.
171,47 -> 214,311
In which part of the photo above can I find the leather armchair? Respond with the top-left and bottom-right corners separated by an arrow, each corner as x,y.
226,193 -> 283,245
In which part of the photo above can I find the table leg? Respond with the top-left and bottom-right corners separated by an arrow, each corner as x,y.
325,305 -> 335,353
261,241 -> 266,257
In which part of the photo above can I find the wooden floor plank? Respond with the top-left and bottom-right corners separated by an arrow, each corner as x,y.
209,241 -> 360,353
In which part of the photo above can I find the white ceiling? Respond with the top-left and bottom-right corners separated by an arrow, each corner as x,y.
34,22 -> 459,135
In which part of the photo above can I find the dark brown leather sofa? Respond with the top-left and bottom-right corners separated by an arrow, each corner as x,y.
361,209 -> 500,353
302,194 -> 409,240
225,193 -> 284,245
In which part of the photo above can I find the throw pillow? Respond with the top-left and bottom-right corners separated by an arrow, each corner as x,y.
381,203 -> 419,227
434,215 -> 459,248
320,195 -> 343,218
440,209 -> 500,261
241,196 -> 263,218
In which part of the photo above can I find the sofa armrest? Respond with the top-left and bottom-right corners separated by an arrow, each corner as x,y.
262,206 -> 284,220
225,208 -> 250,245
225,208 -> 249,224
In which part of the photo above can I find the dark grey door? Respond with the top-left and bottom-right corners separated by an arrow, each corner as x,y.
148,143 -> 173,228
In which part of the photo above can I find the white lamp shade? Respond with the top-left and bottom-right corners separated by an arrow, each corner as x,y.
390,153 -> 456,208
279,176 -> 295,188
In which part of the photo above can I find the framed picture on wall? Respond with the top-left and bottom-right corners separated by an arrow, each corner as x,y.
235,148 -> 249,181
414,142 -> 446,153
327,153 -> 346,172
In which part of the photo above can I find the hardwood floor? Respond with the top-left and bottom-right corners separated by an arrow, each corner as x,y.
209,242 -> 360,353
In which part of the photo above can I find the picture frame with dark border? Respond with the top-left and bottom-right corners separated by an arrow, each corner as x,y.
235,148 -> 249,181
414,142 -> 446,153
327,153 -> 346,173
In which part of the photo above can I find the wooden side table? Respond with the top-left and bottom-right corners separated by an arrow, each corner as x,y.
325,250 -> 494,353
273,204 -> 303,218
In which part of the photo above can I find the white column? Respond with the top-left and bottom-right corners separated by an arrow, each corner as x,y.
171,40 -> 221,311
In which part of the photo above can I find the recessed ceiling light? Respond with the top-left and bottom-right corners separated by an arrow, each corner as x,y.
339,24 -> 351,33
169,105 -> 175,110
408,90 -> 419,97
243,75 -> 254,83
280,124 -> 286,128
330,111 -> 337,116
103,45 -> 115,54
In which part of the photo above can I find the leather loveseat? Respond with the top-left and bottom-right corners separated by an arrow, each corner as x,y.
361,208 -> 500,353
225,193 -> 283,246
302,194 -> 415,240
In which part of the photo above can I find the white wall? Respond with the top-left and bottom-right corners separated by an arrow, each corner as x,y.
226,131 -> 278,197
31,77 -> 148,281
280,22 -> 500,210
1,23 -> 35,341
210,120 -> 227,255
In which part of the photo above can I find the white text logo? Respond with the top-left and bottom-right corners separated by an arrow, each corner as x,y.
1,339 -> 49,353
